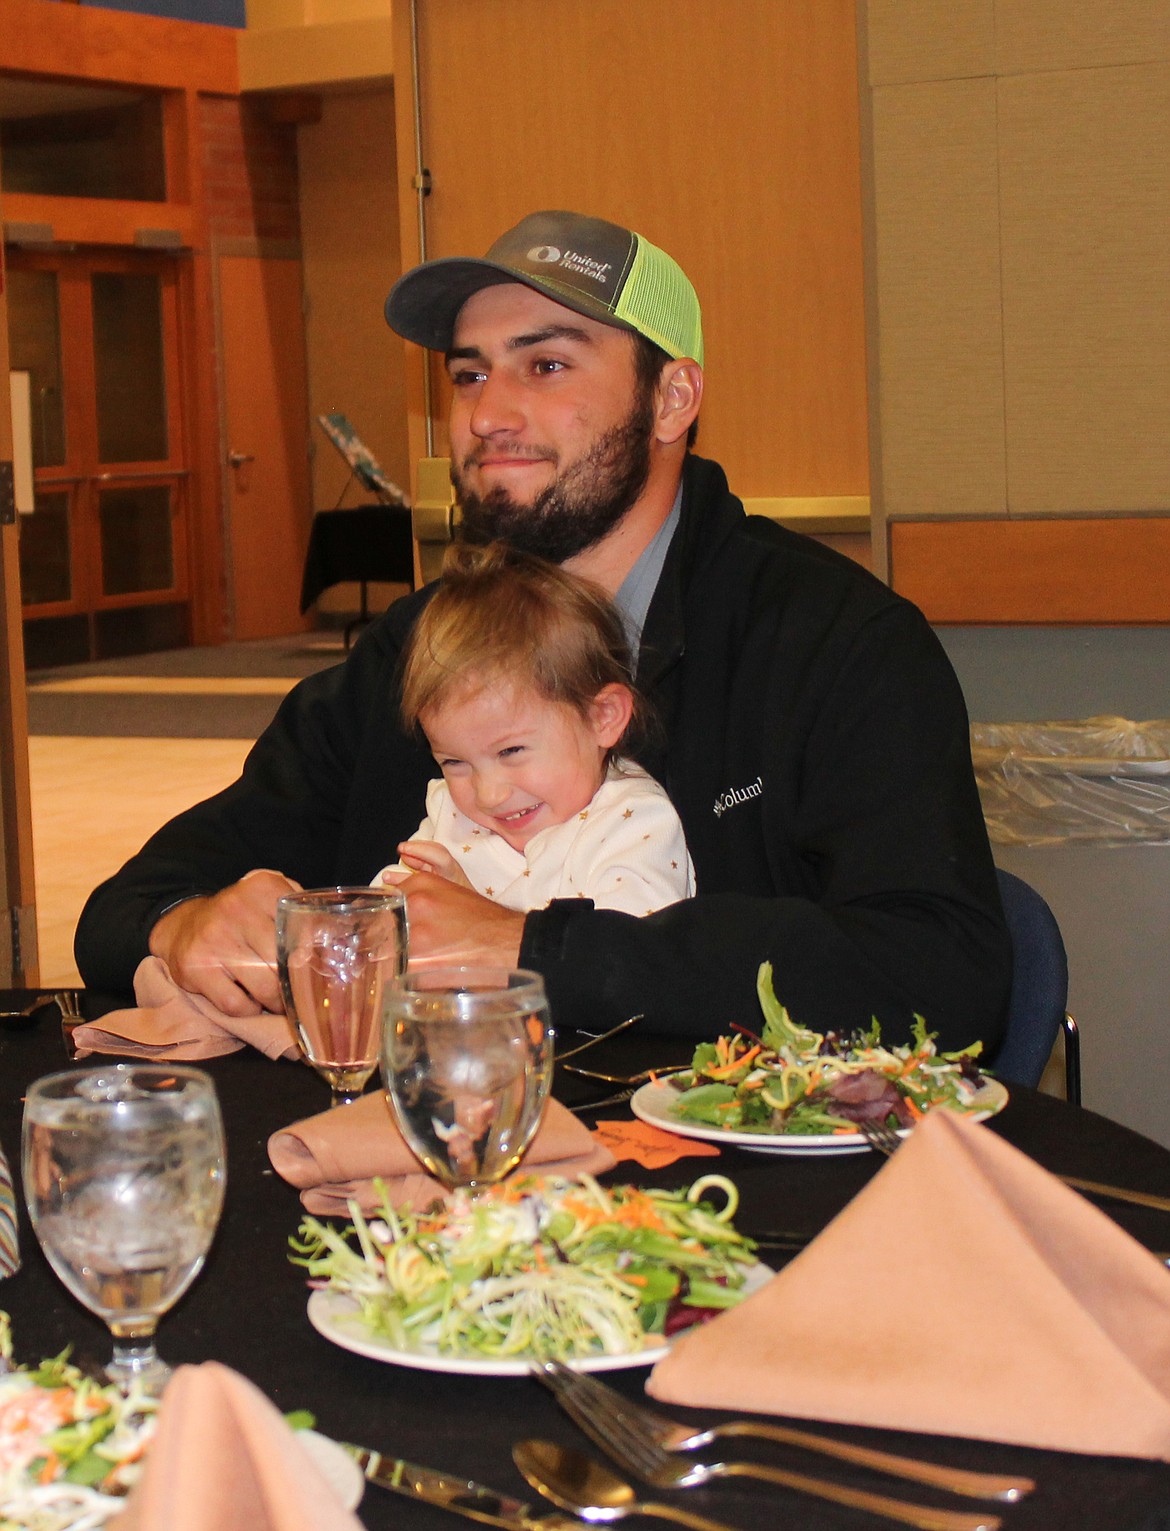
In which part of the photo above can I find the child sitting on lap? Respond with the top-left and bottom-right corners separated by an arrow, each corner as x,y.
375,542 -> 694,916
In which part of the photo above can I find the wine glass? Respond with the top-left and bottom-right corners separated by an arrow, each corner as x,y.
381,966 -> 553,1194
276,886 -> 408,1109
22,1064 -> 226,1395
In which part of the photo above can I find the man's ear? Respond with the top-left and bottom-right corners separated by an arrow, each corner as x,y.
654,359 -> 703,446
589,683 -> 635,749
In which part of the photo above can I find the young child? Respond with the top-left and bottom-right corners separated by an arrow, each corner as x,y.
375,542 -> 694,916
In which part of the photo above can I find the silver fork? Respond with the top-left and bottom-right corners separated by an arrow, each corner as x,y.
56,990 -> 85,1059
567,1088 -> 637,1115
560,1062 -> 689,1086
554,1014 -> 645,1062
536,1362 -> 1032,1504
0,995 -> 48,1020
861,1118 -> 903,1156
534,1365 -> 1006,1531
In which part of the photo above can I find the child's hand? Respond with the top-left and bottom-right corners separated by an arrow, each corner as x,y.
395,840 -> 475,890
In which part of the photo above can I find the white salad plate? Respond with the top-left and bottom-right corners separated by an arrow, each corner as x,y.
629,1077 -> 1009,1156
307,1262 -> 774,1377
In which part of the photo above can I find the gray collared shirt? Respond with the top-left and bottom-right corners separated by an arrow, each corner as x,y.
613,483 -> 682,659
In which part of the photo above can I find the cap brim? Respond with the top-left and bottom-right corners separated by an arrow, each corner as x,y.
385,257 -> 635,352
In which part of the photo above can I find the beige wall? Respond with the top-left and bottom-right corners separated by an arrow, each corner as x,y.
297,84 -> 410,613
860,0 -> 1170,599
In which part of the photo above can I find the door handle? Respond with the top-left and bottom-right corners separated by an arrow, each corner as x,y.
227,450 -> 255,468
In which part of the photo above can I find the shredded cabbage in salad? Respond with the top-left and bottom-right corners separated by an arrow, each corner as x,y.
291,1173 -> 756,1361
667,963 -> 988,1136
0,1314 -> 158,1531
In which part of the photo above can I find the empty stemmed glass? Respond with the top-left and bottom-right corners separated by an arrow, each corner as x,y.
276,887 -> 408,1109
381,966 -> 553,1194
22,1065 -> 226,1395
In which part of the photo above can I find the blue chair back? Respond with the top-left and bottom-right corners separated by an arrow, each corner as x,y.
989,868 -> 1074,1094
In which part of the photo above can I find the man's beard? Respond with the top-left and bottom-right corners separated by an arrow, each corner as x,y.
453,394 -> 654,564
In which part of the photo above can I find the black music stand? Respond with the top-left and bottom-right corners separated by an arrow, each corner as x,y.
303,417 -> 413,646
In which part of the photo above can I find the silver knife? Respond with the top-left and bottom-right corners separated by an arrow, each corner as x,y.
345,1446 -> 578,1530
1061,1175 -> 1170,1216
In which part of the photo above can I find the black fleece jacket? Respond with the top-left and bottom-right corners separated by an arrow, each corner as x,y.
75,456 -> 1010,1052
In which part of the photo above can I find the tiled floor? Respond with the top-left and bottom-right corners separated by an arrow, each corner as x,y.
25,636 -> 344,989
28,736 -> 253,987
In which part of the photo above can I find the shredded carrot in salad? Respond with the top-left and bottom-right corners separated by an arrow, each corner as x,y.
0,1327 -> 159,1530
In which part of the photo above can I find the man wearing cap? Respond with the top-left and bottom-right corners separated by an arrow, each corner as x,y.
76,211 -> 1010,1052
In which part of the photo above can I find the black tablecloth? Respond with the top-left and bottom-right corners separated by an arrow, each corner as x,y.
3,999 -> 1170,1530
299,506 -> 415,613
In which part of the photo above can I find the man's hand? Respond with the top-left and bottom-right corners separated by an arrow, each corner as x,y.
390,872 -> 525,968
393,840 -> 475,890
148,868 -> 300,1016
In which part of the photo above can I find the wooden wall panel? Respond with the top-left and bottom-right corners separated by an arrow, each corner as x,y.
298,87 -> 409,514
869,79 -> 1006,517
0,278 -> 39,982
396,0 -> 868,504
889,518 -> 1170,624
865,0 -> 994,86
996,1 -> 1170,74
999,64 -> 1170,515
0,0 -> 238,92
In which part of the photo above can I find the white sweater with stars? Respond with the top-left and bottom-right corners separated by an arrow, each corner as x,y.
375,759 -> 694,916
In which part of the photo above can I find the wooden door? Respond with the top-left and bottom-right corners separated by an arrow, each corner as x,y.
6,249 -> 190,654
217,255 -> 312,640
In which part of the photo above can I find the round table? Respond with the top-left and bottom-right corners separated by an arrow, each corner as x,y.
3,999 -> 1170,1531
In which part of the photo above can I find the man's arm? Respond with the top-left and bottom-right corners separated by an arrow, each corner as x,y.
74,608 -> 434,999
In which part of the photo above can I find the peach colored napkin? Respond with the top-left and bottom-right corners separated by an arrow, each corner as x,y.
70,956 -> 298,1062
111,1362 -> 361,1531
269,1089 -> 616,1213
592,1118 -> 722,1169
649,1108 -> 1170,1460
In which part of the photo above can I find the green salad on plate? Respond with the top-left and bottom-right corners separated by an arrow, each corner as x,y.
291,1172 -> 757,1362
665,963 -> 989,1137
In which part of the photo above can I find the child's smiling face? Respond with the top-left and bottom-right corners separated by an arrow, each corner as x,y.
420,676 -> 631,853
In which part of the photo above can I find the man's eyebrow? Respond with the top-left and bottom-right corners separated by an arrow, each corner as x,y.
507,324 -> 594,351
445,324 -> 594,364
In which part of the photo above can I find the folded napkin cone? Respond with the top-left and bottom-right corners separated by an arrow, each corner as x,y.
269,1089 -> 616,1213
649,1109 -> 1170,1460
70,956 -> 298,1062
112,1362 -> 362,1531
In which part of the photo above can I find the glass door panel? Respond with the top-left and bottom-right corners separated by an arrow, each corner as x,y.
99,485 -> 174,594
92,272 -> 168,463
6,268 -> 66,468
17,491 -> 72,605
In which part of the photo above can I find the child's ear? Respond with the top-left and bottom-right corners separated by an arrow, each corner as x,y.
589,684 -> 635,749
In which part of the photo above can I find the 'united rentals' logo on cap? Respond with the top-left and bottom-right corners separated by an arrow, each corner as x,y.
527,244 -> 614,287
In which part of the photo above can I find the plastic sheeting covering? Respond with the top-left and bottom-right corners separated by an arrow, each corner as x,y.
971,717 -> 1170,847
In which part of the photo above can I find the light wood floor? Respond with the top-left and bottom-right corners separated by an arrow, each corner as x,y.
28,736 -> 253,988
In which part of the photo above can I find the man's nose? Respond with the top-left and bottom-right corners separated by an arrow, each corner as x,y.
469,371 -> 525,438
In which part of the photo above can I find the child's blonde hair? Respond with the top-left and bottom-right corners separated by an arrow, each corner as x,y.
400,542 -> 643,749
